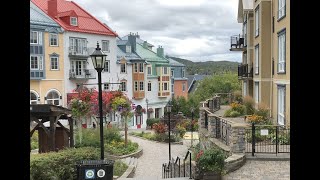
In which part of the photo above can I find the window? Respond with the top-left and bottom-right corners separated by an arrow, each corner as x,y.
120,63 -> 126,73
70,60 -> 86,76
243,81 -> 247,96
104,83 -> 109,90
171,70 -> 174,77
255,45 -> 259,74
46,90 -> 61,106
278,31 -> 286,73
70,17 -> 78,26
255,6 -> 259,37
182,69 -> 185,78
182,82 -> 186,92
69,38 -> 87,55
30,31 -> 42,44
159,83 -> 161,91
50,57 -> 59,70
148,82 -> 151,91
163,82 -> 168,91
278,0 -> 286,19
139,63 -> 144,72
104,60 -> 110,72
277,85 -> 285,125
243,22 -> 247,46
147,66 -> 152,75
30,91 -> 38,104
30,56 -> 43,70
120,81 -> 127,91
254,82 -> 259,104
163,67 -> 168,74
126,45 -> 131,53
102,40 -> 109,52
139,81 -> 144,91
134,81 -> 138,91
134,63 -> 138,72
49,33 -> 58,46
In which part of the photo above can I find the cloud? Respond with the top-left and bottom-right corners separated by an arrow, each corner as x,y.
73,0 -> 242,62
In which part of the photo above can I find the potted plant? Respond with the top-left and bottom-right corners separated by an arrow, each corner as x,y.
195,148 -> 226,180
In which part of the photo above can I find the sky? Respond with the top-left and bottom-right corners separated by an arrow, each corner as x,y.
73,0 -> 242,62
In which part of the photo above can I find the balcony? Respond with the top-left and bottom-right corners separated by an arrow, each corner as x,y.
68,47 -> 88,57
238,64 -> 253,79
69,69 -> 96,79
230,34 -> 245,51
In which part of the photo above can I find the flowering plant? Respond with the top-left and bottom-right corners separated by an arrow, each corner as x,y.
246,114 -> 263,124
196,148 -> 226,173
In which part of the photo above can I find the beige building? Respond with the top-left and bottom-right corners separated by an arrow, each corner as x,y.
231,0 -> 290,126
30,2 -> 65,106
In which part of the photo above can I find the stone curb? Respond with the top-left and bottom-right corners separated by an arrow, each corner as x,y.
129,134 -> 184,145
245,154 -> 290,161
107,148 -> 143,160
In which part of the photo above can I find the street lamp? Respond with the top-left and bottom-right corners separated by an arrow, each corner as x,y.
190,107 -> 194,148
146,98 -> 149,119
90,42 -> 107,160
166,101 -> 172,160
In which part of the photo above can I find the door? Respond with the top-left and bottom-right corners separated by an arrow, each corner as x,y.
136,115 -> 142,128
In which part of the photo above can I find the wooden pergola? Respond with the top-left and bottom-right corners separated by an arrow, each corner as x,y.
30,104 -> 74,153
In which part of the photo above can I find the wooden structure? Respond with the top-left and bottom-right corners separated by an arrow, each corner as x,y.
30,104 -> 74,153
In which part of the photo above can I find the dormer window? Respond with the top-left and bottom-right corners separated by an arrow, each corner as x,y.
70,17 -> 78,26
126,45 -> 131,53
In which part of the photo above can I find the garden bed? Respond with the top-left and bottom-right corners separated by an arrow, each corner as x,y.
129,131 -> 183,145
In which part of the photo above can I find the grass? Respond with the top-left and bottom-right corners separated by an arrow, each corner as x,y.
114,160 -> 129,177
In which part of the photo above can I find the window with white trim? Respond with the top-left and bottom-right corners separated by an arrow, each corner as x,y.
182,82 -> 186,92
278,31 -> 286,73
126,45 -> 131,53
46,90 -> 60,105
120,81 -> 127,91
278,0 -> 286,19
102,40 -> 110,52
163,67 -> 168,74
255,45 -> 259,74
171,70 -> 174,77
50,57 -> 59,70
147,66 -> 152,75
70,60 -> 86,76
30,31 -> 42,44
163,82 -> 168,91
134,63 -> 138,72
49,33 -> 58,46
254,82 -> 259,104
69,38 -> 87,55
134,81 -> 138,91
104,60 -> 110,72
30,91 -> 38,104
277,85 -> 285,125
70,17 -> 78,26
139,63 -> 144,72
243,81 -> 247,97
182,69 -> 185,77
255,6 -> 259,36
120,63 -> 126,73
30,56 -> 43,70
148,82 -> 151,91
139,81 -> 144,91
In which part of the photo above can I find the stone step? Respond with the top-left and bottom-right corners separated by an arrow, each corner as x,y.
118,177 -> 192,180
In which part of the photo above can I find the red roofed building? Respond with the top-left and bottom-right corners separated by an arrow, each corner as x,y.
32,0 -> 122,128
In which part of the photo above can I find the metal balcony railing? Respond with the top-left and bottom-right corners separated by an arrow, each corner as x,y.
68,47 -> 88,56
69,69 -> 96,79
230,34 -> 245,50
238,64 -> 253,79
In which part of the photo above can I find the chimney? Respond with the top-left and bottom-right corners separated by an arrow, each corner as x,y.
143,41 -> 148,48
157,46 -> 164,58
48,0 -> 58,18
136,32 -> 140,39
128,32 -> 136,53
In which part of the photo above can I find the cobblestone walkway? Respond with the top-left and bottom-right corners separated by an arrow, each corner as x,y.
128,135 -> 189,178
223,160 -> 290,180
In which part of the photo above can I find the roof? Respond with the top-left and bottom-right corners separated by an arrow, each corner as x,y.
242,0 -> 253,10
186,74 -> 209,92
30,1 -> 60,27
237,0 -> 253,23
136,43 -> 168,63
117,40 -> 129,46
122,34 -> 154,47
168,58 -> 185,67
31,0 -> 118,36
116,46 -> 142,61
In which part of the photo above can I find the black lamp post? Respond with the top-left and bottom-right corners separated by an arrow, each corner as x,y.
90,42 -> 107,160
166,101 -> 172,160
191,107 -> 194,148
146,98 -> 149,119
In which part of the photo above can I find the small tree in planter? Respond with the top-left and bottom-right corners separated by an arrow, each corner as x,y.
195,148 -> 226,180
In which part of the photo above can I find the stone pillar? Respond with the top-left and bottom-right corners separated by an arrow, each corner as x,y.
199,107 -> 207,129
230,124 -> 247,153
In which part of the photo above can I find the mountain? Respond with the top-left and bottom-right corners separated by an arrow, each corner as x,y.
167,56 -> 239,75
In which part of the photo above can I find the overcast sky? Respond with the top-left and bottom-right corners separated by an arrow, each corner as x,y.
73,0 -> 242,62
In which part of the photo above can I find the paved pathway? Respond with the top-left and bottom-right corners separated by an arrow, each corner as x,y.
128,134 -> 189,179
223,160 -> 290,180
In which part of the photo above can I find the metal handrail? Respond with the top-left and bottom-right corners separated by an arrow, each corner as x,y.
162,150 -> 193,179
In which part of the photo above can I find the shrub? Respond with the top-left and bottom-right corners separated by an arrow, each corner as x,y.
152,123 -> 167,134
146,118 -> 160,128
196,148 -> 226,173
105,126 -> 122,143
229,111 -> 241,117
223,109 -> 233,117
30,147 -> 99,180
175,125 -> 187,138
31,131 -> 39,150
243,96 -> 255,115
113,160 -> 128,177
105,140 -> 139,156
233,90 -> 242,103
246,114 -> 263,124
255,103 -> 270,122
75,128 -> 100,148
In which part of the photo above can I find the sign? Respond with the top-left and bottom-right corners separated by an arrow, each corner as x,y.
97,169 -> 105,178
260,129 -> 268,136
85,169 -> 95,179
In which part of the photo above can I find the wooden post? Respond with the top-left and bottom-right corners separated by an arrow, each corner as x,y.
68,117 -> 74,148
49,116 -> 57,151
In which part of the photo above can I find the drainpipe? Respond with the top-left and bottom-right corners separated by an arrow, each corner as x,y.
270,0 -> 273,121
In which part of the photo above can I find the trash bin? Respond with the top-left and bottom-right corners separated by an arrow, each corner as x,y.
76,160 -> 114,180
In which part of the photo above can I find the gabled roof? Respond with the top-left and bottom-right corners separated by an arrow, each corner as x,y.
117,40 -> 130,46
30,1 -> 60,27
186,74 -> 209,92
116,46 -> 142,61
237,0 -> 253,23
31,0 -> 117,36
136,43 -> 168,63
168,58 -> 185,67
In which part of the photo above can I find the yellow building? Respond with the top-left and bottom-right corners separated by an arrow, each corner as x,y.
30,2 -> 65,106
231,0 -> 290,126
